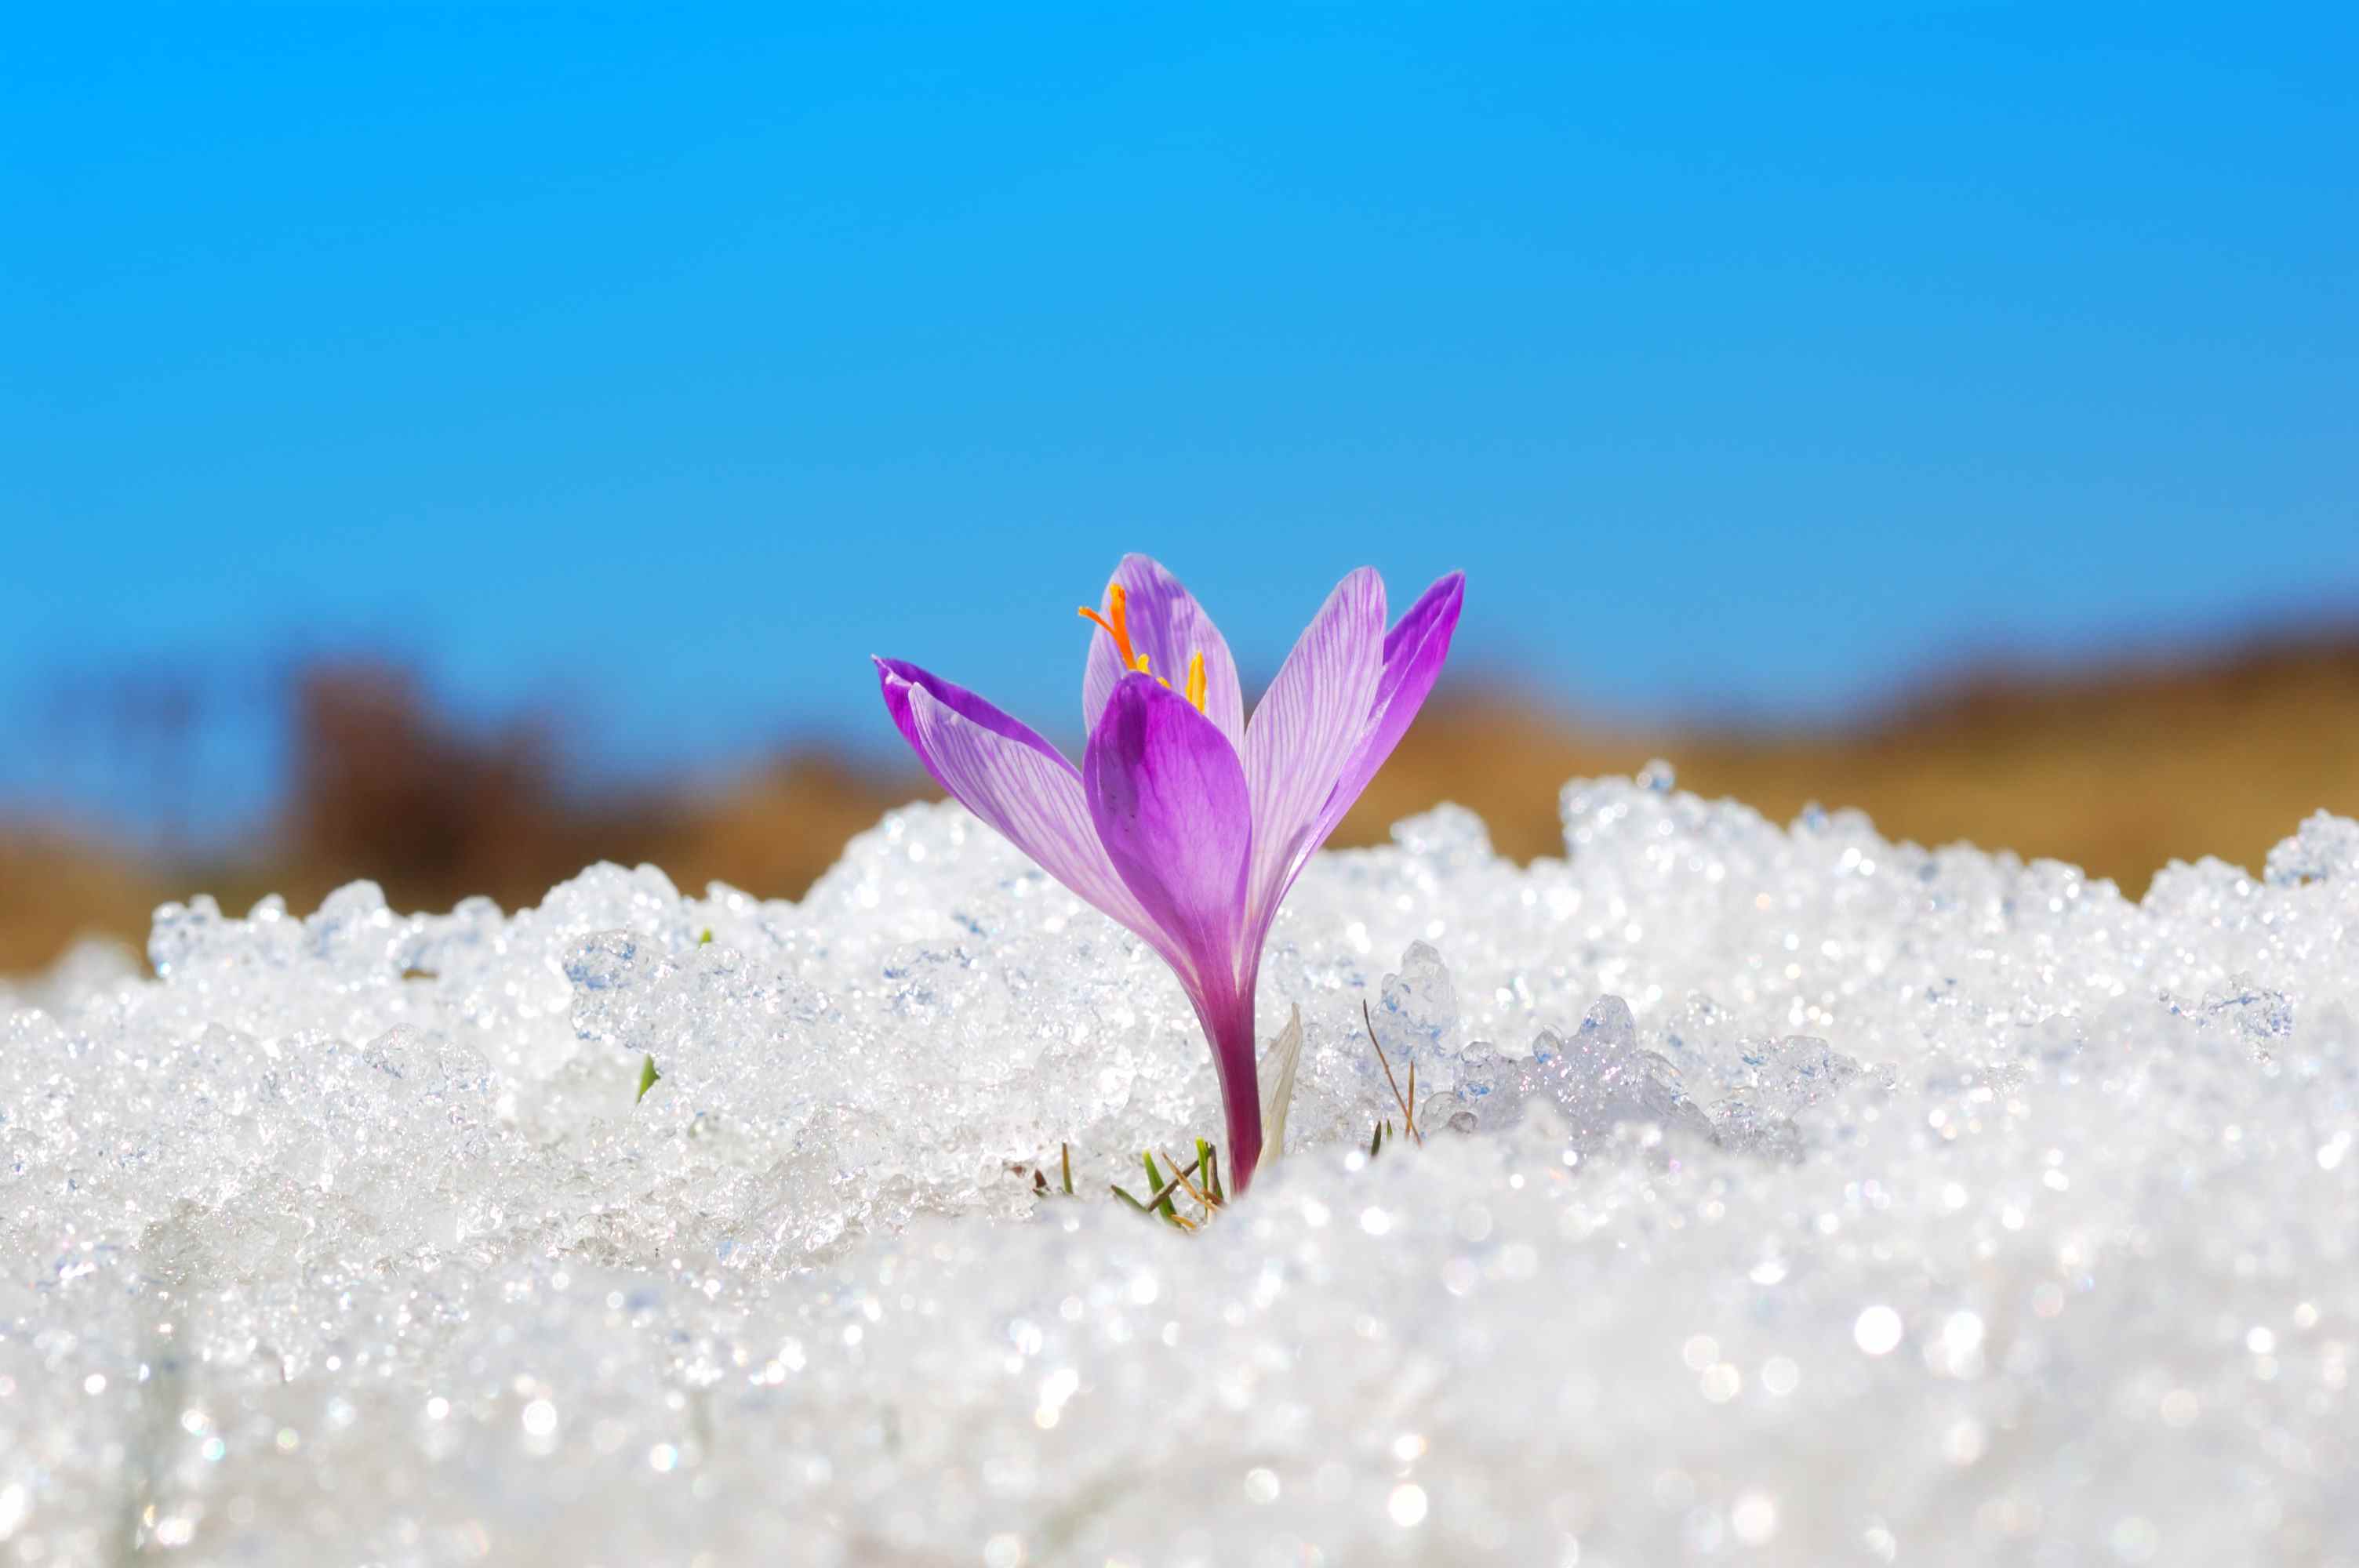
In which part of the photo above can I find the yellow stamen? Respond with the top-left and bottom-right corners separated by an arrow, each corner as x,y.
1184,651 -> 1207,713
1077,583 -> 1139,670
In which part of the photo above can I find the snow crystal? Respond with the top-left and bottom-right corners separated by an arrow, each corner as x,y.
5,777 -> 2359,1564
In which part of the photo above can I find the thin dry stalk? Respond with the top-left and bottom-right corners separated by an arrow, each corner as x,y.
1141,1149 -> 1205,1212
1361,999 -> 1425,1146
1158,1149 -> 1218,1215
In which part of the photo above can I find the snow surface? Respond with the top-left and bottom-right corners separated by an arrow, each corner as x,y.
4,773 -> 2357,1566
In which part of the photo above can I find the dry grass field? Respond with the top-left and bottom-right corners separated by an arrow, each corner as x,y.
6,630 -> 2357,975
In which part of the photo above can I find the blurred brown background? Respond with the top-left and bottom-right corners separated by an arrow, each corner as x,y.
7,626 -> 2356,975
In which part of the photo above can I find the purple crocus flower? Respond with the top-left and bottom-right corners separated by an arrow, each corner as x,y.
875,557 -> 1463,1193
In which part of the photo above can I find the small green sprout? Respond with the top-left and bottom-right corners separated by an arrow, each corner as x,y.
1195,1137 -> 1223,1205
636,1054 -> 662,1103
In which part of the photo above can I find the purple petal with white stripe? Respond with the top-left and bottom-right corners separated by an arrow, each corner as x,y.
874,658 -> 1159,944
1241,567 -> 1387,934
1306,570 -> 1466,857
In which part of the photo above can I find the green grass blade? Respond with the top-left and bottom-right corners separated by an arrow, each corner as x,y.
1142,1152 -> 1179,1221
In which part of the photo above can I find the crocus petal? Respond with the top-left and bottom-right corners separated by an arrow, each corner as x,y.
1081,555 -> 1246,751
1308,571 -> 1465,852
1241,567 -> 1387,934
878,656 -> 1065,769
1083,673 -> 1254,999
874,658 -> 1160,942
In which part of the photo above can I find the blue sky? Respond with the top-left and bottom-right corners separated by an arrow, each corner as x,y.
5,5 -> 2354,833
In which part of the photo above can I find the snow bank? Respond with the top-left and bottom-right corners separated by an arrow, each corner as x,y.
4,775 -> 2356,1564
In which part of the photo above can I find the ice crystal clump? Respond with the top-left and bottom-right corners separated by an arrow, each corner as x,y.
1370,938 -> 1460,1093
4,779 -> 2359,1564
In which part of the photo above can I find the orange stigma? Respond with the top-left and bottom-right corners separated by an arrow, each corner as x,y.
1078,586 -> 1209,716
1078,583 -> 1140,670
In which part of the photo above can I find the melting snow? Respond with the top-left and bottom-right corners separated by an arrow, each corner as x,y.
4,773 -> 2357,1563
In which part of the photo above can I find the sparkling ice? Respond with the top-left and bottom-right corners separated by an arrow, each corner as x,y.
3,776 -> 2357,1563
